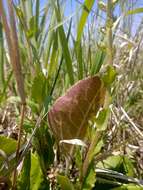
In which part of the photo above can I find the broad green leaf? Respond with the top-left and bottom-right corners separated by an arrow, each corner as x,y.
31,72 -> 48,104
57,175 -> 75,190
97,155 -> 135,177
0,136 -> 17,176
102,65 -> 116,86
75,148 -> 83,168
97,155 -> 122,170
77,0 -> 95,42
112,184 -> 143,190
17,151 -> 31,190
95,109 -> 107,126
81,130 -> 103,178
126,8 -> 143,15
83,166 -> 96,190
81,138 -> 104,175
93,139 -> 104,155
0,136 -> 17,168
95,108 -> 110,131
30,154 -> 49,190
122,157 -> 135,177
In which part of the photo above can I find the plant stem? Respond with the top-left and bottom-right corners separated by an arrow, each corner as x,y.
80,0 -> 114,186
107,0 -> 113,65
81,131 -> 102,181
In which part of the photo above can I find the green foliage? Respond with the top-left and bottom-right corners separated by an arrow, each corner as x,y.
95,108 -> 110,131
57,175 -> 75,190
33,125 -> 54,175
29,153 -> 49,190
0,136 -> 17,171
97,155 -> 135,176
102,65 -> 117,87
112,184 -> 143,190
23,119 -> 34,134
0,136 -> 19,183
82,166 -> 96,190
31,72 -> 49,105
76,0 -> 95,42
0,19 -> 4,89
126,8 -> 143,15
0,0 -> 142,189
97,155 -> 122,170
52,1 -> 74,85
17,152 -> 50,190
17,151 -> 31,190
75,0 -> 95,80
27,16 -> 36,38
91,49 -> 106,75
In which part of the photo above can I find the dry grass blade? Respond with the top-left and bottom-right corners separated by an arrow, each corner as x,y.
0,1 -> 25,104
0,1 -> 26,189
7,1 -> 26,104
120,106 -> 143,138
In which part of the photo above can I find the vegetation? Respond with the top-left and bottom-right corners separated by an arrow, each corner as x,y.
0,0 -> 143,189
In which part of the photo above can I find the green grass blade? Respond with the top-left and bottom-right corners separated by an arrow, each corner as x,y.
76,0 -> 95,42
17,151 -> 31,190
50,19 -> 72,97
51,1 -> 74,85
91,49 -> 106,75
44,11 -> 56,68
126,7 -> 143,15
75,0 -> 95,79
47,31 -> 59,79
0,19 -> 4,88
57,24 -> 74,85
35,0 -> 40,41
38,5 -> 49,58
75,42 -> 83,79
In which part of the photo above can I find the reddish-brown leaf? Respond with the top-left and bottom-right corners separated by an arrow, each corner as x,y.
48,76 -> 105,143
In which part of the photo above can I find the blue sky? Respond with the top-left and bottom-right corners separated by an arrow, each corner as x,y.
40,0 -> 143,36
11,0 -> 143,37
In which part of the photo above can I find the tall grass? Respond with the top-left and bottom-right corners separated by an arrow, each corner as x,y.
0,0 -> 143,189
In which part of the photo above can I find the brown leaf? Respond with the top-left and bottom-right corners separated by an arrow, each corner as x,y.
48,76 -> 105,143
